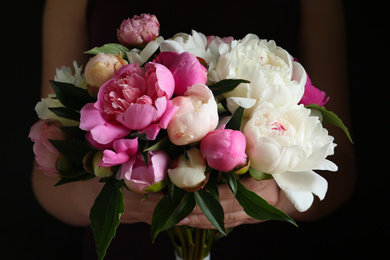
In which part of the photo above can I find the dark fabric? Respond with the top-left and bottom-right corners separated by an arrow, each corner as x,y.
86,0 -> 301,55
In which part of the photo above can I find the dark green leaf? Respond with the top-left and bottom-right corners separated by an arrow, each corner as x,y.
249,167 -> 273,181
55,171 -> 95,186
49,107 -> 80,121
194,189 -> 226,235
85,43 -> 129,58
225,106 -> 244,131
305,104 -> 353,143
235,181 -> 297,226
151,189 -> 195,242
225,173 -> 238,197
49,139 -> 94,164
208,79 -> 250,97
61,126 -> 87,140
50,81 -> 96,111
204,174 -> 219,202
90,178 -> 124,260
144,136 -> 171,152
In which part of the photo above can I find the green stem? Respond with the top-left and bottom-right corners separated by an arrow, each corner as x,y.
175,226 -> 187,260
194,228 -> 201,260
185,226 -> 194,260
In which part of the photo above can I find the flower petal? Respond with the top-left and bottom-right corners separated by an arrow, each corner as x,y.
273,170 -> 328,212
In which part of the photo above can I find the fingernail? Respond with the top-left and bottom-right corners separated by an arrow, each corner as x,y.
178,218 -> 189,225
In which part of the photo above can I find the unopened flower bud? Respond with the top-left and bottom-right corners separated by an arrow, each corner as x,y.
85,53 -> 128,96
117,14 -> 160,48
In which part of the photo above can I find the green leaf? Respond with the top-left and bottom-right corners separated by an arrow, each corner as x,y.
49,139 -> 94,164
225,106 -> 244,131
144,136 -> 171,152
249,167 -> 273,181
50,81 -> 96,111
208,79 -> 250,97
90,178 -> 125,260
204,175 -> 219,202
194,189 -> 226,235
235,181 -> 297,226
151,189 -> 195,242
49,107 -> 80,121
55,171 -> 95,186
85,43 -> 130,58
225,173 -> 238,197
61,126 -> 87,140
305,103 -> 353,143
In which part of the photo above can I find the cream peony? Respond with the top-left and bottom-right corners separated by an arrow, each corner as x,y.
214,34 -> 306,116
168,148 -> 207,190
35,61 -> 86,126
243,103 -> 337,212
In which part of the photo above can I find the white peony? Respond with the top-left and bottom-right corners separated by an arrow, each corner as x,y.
160,30 -> 213,66
35,61 -> 86,126
214,34 -> 306,116
127,36 -> 164,64
243,102 -> 337,212
168,148 -> 207,190
54,60 -> 86,89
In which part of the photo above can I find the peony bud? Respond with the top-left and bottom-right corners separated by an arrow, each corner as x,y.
85,53 -> 128,96
167,84 -> 218,145
168,148 -> 208,191
92,150 -> 114,178
29,120 -> 67,177
117,14 -> 160,48
154,52 -> 208,96
200,126 -> 247,172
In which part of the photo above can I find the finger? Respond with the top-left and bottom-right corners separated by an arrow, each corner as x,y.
179,210 -> 262,229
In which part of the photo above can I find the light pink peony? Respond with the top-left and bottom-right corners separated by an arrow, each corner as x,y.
120,150 -> 170,194
154,52 -> 208,96
117,13 -> 160,47
200,126 -> 247,172
167,84 -> 218,145
29,120 -> 67,176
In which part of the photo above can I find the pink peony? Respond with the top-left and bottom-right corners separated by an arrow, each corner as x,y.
29,120 -> 67,176
119,150 -> 170,194
117,13 -> 160,48
298,74 -> 330,106
200,126 -> 247,172
80,62 -> 176,146
154,52 -> 208,96
293,58 -> 329,107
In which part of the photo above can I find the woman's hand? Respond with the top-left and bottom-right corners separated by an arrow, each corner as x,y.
177,178 -> 294,229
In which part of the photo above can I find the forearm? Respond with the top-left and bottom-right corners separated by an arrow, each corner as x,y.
32,167 -> 102,226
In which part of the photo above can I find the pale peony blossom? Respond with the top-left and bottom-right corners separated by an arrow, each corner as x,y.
168,148 -> 207,190
167,84 -> 218,145
214,34 -> 306,116
243,102 -> 337,212
160,31 -> 211,60
54,60 -> 86,89
127,36 -> 164,64
35,61 -> 86,126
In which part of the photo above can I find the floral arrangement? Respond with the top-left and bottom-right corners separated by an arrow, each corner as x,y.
30,14 -> 352,260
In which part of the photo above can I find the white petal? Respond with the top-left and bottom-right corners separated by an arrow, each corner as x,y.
281,189 -> 314,212
273,170 -> 328,211
160,40 -> 185,54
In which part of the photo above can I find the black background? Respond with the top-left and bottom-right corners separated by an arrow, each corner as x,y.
2,1 -> 387,259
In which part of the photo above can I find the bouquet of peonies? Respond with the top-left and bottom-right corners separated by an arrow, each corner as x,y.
30,14 -> 352,260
